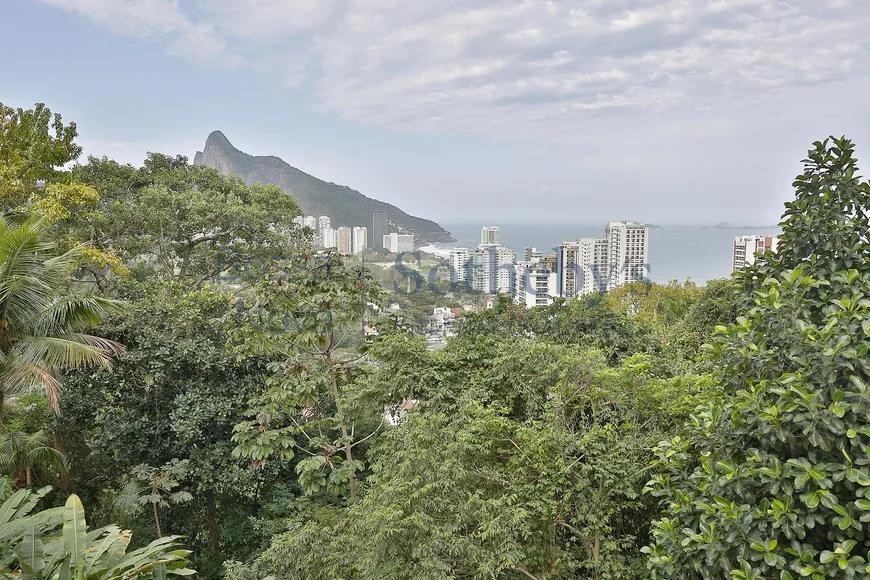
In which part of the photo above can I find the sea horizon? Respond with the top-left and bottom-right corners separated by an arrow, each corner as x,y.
422,222 -> 782,285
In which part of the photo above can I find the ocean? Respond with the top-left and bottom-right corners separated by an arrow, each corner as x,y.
421,223 -> 782,285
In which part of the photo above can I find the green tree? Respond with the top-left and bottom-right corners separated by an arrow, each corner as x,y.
645,137 -> 870,578
119,461 -> 193,538
607,281 -> 699,327
0,102 -> 81,213
55,282 -> 277,578
0,486 -> 194,579
70,154 -> 303,285
0,218 -> 123,411
460,294 -> 657,365
0,430 -> 67,488
231,251 -> 383,499
230,326 -> 711,580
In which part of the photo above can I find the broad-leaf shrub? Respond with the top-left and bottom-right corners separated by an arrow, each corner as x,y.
645,137 -> 870,578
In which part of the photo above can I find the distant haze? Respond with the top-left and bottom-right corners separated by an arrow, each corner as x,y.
5,0 -> 870,225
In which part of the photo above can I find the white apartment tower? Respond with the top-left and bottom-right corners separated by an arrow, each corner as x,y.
557,221 -> 649,298
578,238 -> 610,295
733,235 -> 779,271
476,244 -> 515,294
450,248 -> 470,284
557,238 -> 609,298
605,221 -> 649,290
515,263 -> 558,307
557,242 -> 580,298
481,226 -> 500,245
293,216 -> 315,244
383,233 -> 415,253
469,250 -> 488,292
318,216 -> 332,248
352,227 -> 368,255
323,227 -> 336,249
492,245 -> 516,294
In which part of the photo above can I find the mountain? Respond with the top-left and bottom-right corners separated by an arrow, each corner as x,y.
194,131 -> 455,245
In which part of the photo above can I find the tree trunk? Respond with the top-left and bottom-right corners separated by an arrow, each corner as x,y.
205,490 -> 220,555
152,481 -> 162,537
54,432 -> 72,493
152,501 -> 162,537
13,466 -> 26,489
326,353 -> 356,498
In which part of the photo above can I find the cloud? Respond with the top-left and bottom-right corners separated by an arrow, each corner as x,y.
306,0 -> 869,134
36,0 -> 243,68
36,0 -> 870,137
37,0 -> 187,37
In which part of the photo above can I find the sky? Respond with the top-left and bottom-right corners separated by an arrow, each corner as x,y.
3,0 -> 870,225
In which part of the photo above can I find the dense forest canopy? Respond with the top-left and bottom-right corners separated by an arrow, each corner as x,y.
1,101 -> 868,580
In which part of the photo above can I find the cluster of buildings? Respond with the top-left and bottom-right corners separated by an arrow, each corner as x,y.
732,235 -> 780,271
293,215 -> 368,254
448,222 -> 650,308
293,210 -> 415,254
448,227 -> 517,295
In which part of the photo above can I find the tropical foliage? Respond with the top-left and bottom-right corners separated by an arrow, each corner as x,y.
645,137 -> 870,579
0,430 -> 67,488
6,100 -> 870,580
0,485 -> 193,579
0,217 -> 123,411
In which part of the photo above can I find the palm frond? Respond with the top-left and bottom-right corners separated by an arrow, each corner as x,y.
0,359 -> 63,412
0,431 -> 68,477
36,297 -> 126,335
11,335 -> 122,371
26,445 -> 68,475
0,276 -> 55,333
0,220 -> 124,414
0,431 -> 27,474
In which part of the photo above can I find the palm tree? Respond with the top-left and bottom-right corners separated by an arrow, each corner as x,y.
0,430 -> 67,487
0,217 -> 123,412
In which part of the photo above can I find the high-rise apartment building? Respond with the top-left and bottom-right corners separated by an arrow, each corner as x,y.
557,221 -> 649,297
383,233 -> 415,253
318,216 -> 332,248
297,215 -> 317,243
481,226 -> 500,245
494,246 -> 516,294
336,227 -> 352,254
733,235 -> 779,271
449,248 -> 470,284
352,226 -> 368,255
321,227 -> 336,249
578,237 -> 610,295
468,250 -> 489,292
557,242 -> 580,298
605,221 -> 649,290
471,244 -> 515,294
524,247 -> 543,263
372,211 -> 388,250
515,263 -> 558,307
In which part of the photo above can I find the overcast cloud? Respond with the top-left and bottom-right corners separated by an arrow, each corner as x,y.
37,0 -> 870,132
9,0 -> 870,224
